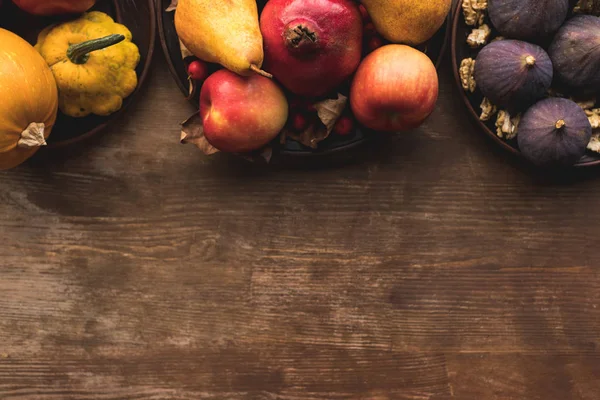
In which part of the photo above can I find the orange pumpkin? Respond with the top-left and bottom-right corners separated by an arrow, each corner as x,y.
12,0 -> 96,15
0,28 -> 58,170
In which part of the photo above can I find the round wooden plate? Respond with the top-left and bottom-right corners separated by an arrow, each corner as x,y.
158,0 -> 452,164
0,0 -> 156,148
451,3 -> 600,167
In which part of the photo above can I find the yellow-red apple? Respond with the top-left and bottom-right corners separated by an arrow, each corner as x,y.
200,70 -> 288,153
350,44 -> 439,132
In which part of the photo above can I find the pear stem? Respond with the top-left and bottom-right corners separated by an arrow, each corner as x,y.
555,119 -> 566,130
250,65 -> 273,79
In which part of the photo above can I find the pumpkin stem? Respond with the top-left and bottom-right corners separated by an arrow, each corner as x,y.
18,123 -> 46,149
525,55 -> 536,67
555,119 -> 566,130
67,34 -> 126,65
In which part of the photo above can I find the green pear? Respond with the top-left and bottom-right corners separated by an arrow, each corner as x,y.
361,0 -> 452,46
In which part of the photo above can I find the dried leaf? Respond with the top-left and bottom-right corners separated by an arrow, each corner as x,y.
179,39 -> 193,60
284,124 -> 325,149
286,93 -> 348,149
317,94 -> 348,135
180,112 -> 219,155
186,76 -> 199,101
166,0 -> 178,12
18,123 -> 46,148
239,147 -> 273,164
260,147 -> 273,163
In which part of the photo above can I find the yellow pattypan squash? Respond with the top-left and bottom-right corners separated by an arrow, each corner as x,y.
35,11 -> 141,118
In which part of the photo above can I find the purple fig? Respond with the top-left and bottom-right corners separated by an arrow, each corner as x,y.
488,0 -> 569,42
518,98 -> 592,167
549,15 -> 600,92
474,40 -> 553,112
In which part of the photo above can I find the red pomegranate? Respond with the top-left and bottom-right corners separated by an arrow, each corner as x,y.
260,0 -> 363,97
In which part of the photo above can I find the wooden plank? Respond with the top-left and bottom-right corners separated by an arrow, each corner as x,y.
446,353 -> 600,400
0,57 -> 599,399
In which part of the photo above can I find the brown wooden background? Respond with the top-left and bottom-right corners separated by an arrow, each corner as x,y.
0,49 -> 599,399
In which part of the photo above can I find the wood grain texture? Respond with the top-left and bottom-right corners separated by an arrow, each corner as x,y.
1,49 -> 600,399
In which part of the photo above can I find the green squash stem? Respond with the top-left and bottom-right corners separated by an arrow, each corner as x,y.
67,34 -> 125,65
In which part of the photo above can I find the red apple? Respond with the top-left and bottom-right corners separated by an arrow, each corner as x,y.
350,45 -> 439,132
200,70 -> 288,153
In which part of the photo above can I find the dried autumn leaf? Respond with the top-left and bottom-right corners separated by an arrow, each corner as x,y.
239,147 -> 273,164
317,93 -> 348,135
286,93 -> 348,149
186,76 -> 199,101
180,39 -> 193,60
166,0 -> 178,12
180,112 -> 219,155
284,124 -> 324,149
260,147 -> 273,163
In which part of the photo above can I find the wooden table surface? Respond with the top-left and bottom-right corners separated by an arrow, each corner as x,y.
1,49 -> 599,400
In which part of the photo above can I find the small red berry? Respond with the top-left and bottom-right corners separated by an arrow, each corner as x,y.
358,5 -> 370,22
333,115 -> 355,136
367,35 -> 385,53
291,112 -> 309,132
187,60 -> 209,82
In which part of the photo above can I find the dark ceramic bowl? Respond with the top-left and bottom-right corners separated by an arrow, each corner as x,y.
158,0 -> 452,165
0,0 -> 156,148
451,2 -> 600,167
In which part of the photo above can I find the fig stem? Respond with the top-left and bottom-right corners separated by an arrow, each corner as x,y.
250,64 -> 273,79
555,119 -> 566,130
525,55 -> 536,67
